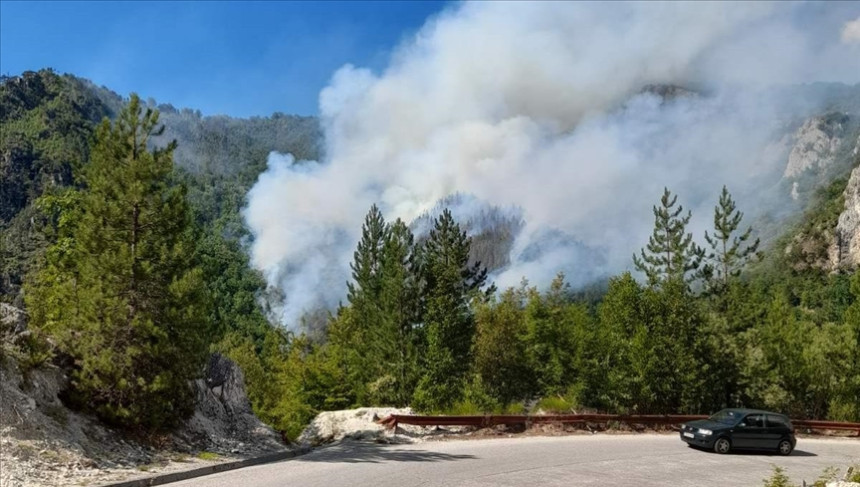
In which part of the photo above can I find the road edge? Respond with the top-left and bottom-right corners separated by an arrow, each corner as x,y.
98,446 -> 313,487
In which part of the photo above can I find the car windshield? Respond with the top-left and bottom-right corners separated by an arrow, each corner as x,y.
708,410 -> 740,425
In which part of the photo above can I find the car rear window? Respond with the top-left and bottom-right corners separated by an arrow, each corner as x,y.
767,415 -> 789,428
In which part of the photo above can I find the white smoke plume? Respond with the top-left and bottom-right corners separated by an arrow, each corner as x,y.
243,2 -> 860,328
843,16 -> 860,44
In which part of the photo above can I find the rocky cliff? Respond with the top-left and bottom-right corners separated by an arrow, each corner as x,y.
783,114 -> 848,179
0,326 -> 286,487
835,163 -> 860,269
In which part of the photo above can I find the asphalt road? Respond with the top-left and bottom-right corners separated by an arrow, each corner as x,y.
171,434 -> 860,487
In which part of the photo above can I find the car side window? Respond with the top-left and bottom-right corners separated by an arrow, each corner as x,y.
745,414 -> 765,428
767,415 -> 787,428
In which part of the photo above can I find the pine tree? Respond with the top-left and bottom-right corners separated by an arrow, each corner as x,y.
634,188 -> 704,287
413,209 -> 488,411
339,204 -> 389,403
26,94 -> 206,430
702,186 -> 760,296
374,218 -> 420,406
347,204 -> 388,307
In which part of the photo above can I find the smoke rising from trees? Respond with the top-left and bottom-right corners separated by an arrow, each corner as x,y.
243,2 -> 860,327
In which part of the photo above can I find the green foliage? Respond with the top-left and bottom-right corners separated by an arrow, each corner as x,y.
196,451 -> 219,461
376,218 -> 422,406
812,466 -> 839,487
633,188 -> 704,287
473,286 -> 531,404
197,232 -> 271,345
762,465 -> 795,487
762,464 -> 859,487
329,208 -> 423,407
447,375 -> 500,415
1,70 -> 115,302
339,205 -> 389,403
535,395 -> 576,413
25,95 -> 207,430
413,209 -> 489,412
702,186 -> 760,298
524,274 -> 590,397
4,69 -> 858,442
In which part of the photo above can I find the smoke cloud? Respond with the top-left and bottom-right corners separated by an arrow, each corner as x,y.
243,2 -> 860,327
844,16 -> 860,44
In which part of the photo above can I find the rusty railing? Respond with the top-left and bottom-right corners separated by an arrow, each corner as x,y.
378,414 -> 860,435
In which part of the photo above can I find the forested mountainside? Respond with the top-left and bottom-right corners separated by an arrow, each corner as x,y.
1,69 -> 321,306
1,69 -> 858,442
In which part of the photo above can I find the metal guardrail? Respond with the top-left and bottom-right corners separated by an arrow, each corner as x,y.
378,414 -> 860,435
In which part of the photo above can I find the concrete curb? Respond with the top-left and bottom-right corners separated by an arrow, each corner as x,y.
99,446 -> 313,487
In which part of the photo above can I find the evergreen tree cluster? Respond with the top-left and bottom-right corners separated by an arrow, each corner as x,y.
329,206 -> 489,412
239,185 -> 857,437
26,95 -> 207,429
2,70 -> 857,440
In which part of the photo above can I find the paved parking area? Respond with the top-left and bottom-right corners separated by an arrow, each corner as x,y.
171,434 -> 860,487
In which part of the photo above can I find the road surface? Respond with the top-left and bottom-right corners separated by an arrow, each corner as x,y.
171,434 -> 860,487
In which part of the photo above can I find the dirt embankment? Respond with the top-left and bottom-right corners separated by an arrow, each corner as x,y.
0,351 -> 288,487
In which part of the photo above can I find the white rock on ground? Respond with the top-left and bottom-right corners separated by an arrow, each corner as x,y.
299,408 -> 417,446
298,408 -> 479,446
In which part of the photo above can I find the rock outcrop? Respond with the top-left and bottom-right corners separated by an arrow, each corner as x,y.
1,352 -> 287,487
783,114 -> 848,179
0,302 -> 27,335
175,353 -> 284,454
299,407 -> 415,446
835,164 -> 860,269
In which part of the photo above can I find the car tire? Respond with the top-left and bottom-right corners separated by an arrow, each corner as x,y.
714,437 -> 731,454
777,440 -> 793,456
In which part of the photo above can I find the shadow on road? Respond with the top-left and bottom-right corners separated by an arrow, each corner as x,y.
296,441 -> 477,464
727,449 -> 818,457
688,445 -> 818,457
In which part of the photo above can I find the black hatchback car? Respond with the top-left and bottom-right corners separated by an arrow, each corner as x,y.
680,408 -> 796,455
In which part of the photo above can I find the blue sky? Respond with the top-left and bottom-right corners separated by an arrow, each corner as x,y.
0,1 -> 449,117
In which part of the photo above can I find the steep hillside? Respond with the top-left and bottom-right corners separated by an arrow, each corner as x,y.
837,163 -> 860,267
0,69 -> 321,305
2,70 -> 859,453
0,71 -> 116,302
1,346 -> 287,487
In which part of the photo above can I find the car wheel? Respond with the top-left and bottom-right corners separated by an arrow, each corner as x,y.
777,440 -> 793,456
714,437 -> 731,454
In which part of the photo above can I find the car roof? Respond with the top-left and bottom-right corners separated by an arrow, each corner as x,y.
721,408 -> 789,418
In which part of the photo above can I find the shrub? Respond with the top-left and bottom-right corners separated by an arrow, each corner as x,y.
535,395 -> 575,413
762,466 -> 795,487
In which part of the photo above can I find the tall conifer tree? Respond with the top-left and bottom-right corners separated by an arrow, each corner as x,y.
701,186 -> 760,295
373,218 -> 420,405
413,209 -> 487,411
339,204 -> 389,403
634,188 -> 704,287
27,94 -> 206,430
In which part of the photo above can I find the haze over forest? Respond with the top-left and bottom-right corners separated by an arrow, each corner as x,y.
1,2 -> 860,474
241,2 -> 860,327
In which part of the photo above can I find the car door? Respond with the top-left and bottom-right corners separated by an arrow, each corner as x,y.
764,415 -> 789,449
733,414 -> 767,449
